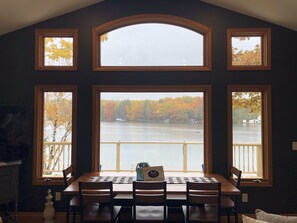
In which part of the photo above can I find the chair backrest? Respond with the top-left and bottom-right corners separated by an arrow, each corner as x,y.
79,181 -> 114,222
186,182 -> 221,222
133,181 -> 167,205
229,166 -> 242,189
63,165 -> 76,187
132,181 -> 167,220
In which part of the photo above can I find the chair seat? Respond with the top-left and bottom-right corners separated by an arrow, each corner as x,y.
83,204 -> 121,222
134,206 -> 167,221
221,196 -> 235,209
69,195 -> 80,207
182,205 -> 218,222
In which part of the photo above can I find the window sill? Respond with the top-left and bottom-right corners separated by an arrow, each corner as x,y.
32,177 -> 64,186
241,179 -> 273,187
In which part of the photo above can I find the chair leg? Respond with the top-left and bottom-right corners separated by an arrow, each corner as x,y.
226,210 -> 231,223
72,209 -> 76,223
66,209 -> 70,223
234,209 -> 238,223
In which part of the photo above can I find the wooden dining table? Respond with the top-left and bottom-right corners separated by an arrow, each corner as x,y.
63,172 -> 241,196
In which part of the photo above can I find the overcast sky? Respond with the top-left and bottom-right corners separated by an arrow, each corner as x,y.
101,92 -> 203,101
101,23 -> 204,66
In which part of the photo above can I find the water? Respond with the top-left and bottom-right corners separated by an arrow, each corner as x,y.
100,122 -> 261,171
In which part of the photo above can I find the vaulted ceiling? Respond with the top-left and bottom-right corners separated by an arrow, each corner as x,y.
1,0 -> 296,36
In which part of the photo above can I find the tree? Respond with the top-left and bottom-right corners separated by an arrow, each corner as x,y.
232,92 -> 261,124
43,92 -> 72,173
44,37 -> 73,66
232,37 -> 261,66
232,92 -> 261,113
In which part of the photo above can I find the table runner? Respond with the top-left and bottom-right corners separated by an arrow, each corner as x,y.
89,176 -> 217,184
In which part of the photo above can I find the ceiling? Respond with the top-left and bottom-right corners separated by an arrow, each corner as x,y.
0,0 -> 297,36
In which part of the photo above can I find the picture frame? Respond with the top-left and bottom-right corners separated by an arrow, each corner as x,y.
143,166 -> 165,181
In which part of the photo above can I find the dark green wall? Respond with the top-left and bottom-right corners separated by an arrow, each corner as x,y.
1,0 -> 297,213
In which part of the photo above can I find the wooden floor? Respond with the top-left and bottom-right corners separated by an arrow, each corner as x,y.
8,211 -> 244,223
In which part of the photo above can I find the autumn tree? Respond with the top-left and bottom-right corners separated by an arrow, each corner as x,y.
232,37 -> 261,66
43,92 -> 72,173
232,92 -> 261,123
100,96 -> 204,123
44,37 -> 73,66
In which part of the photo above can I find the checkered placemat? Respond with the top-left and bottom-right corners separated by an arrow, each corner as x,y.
89,176 -> 217,184
89,176 -> 135,184
166,176 -> 218,184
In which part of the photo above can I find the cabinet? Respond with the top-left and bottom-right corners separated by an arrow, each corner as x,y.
0,160 -> 21,221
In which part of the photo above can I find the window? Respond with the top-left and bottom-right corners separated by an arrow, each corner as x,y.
35,29 -> 78,70
92,85 -> 212,175
93,14 -> 212,71
33,85 -> 77,185
227,28 -> 271,70
228,85 -> 272,186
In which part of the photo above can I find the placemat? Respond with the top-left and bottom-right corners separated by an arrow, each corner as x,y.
89,176 -> 217,184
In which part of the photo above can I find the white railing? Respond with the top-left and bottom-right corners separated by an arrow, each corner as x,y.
233,143 -> 262,177
43,142 -> 72,177
42,141 -> 262,177
101,141 -> 203,172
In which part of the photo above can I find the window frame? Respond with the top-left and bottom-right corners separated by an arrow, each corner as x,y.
35,29 -> 78,70
92,14 -> 212,71
227,85 -> 272,187
33,85 -> 77,185
92,85 -> 213,174
227,28 -> 271,70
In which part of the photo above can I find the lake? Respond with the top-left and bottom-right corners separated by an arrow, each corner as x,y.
100,121 -> 261,171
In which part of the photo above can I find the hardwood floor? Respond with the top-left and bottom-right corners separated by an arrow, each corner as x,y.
14,211 -> 244,223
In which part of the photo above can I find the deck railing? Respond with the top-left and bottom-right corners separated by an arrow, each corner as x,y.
43,142 -> 72,177
233,143 -> 262,177
42,141 -> 262,177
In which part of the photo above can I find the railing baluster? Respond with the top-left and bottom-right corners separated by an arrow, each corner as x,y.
183,142 -> 187,173
116,141 -> 120,172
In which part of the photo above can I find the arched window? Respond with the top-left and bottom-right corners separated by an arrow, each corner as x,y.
93,14 -> 211,71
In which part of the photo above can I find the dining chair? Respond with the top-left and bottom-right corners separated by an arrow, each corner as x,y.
63,165 -> 79,223
132,181 -> 167,222
79,181 -> 122,223
220,166 -> 242,223
182,181 -> 221,223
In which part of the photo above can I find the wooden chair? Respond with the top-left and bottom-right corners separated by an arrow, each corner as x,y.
63,165 -> 79,223
182,182 -> 221,223
221,166 -> 242,223
79,181 -> 121,223
132,181 -> 167,222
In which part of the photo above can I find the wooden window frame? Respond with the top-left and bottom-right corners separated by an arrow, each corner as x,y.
33,85 -> 77,185
35,29 -> 78,70
227,28 -> 271,70
92,14 -> 212,71
228,85 -> 272,187
92,85 -> 212,174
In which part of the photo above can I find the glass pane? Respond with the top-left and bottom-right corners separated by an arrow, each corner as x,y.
100,92 -> 204,175
42,92 -> 73,177
231,36 -> 262,66
44,37 -> 73,66
232,92 -> 262,178
100,23 -> 204,66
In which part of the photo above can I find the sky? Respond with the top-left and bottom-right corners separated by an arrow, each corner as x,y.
101,92 -> 203,100
101,23 -> 204,66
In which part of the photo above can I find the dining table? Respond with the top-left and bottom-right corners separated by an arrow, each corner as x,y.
63,172 -> 241,197
63,172 -> 241,222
